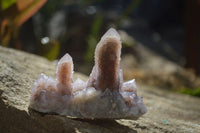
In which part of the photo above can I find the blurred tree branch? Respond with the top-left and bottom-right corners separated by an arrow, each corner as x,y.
0,0 -> 47,48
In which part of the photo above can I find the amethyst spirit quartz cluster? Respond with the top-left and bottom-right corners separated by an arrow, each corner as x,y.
30,28 -> 147,119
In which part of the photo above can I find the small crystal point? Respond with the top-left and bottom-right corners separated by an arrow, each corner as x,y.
56,53 -> 73,95
122,79 -> 137,93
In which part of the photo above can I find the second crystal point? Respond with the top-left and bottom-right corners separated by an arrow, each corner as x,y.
56,54 -> 73,95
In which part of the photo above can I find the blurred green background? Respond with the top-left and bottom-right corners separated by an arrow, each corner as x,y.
1,0 -> 200,96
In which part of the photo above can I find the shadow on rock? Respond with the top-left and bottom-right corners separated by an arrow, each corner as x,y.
28,107 -> 137,133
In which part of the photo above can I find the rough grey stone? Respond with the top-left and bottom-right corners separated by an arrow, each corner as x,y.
0,46 -> 200,133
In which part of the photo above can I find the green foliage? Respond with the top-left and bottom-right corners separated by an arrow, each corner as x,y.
117,0 -> 142,27
84,14 -> 103,62
40,0 -> 65,17
39,38 -> 60,61
0,0 -> 16,10
81,0 -> 105,7
180,87 -> 200,97
42,42 -> 60,61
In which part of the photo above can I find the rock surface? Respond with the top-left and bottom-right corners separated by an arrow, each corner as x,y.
0,46 -> 200,133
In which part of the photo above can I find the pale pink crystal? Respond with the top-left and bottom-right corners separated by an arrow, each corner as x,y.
30,28 -> 147,119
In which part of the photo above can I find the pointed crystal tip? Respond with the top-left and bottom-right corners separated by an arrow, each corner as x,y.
101,28 -> 121,41
58,53 -> 72,65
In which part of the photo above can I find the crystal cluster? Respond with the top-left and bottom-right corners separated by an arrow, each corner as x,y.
30,28 -> 147,119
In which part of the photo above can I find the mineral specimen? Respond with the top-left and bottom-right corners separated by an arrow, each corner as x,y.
30,28 -> 147,119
